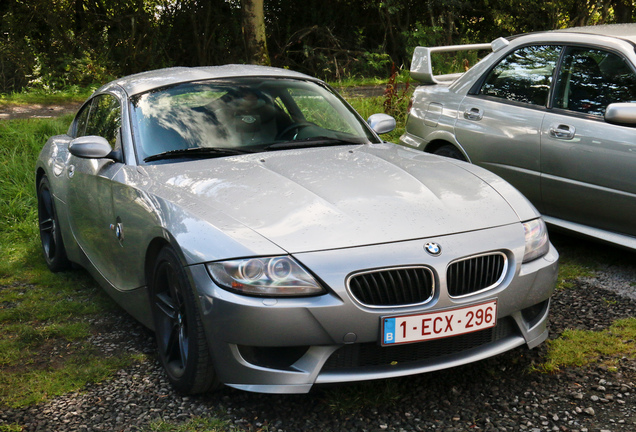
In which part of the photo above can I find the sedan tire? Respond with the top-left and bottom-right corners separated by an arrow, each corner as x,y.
433,144 -> 467,161
150,246 -> 219,394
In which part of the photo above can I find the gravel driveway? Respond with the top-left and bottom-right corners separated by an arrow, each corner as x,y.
1,247 -> 635,432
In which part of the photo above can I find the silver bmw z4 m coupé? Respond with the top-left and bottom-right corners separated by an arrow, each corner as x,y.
36,65 -> 558,394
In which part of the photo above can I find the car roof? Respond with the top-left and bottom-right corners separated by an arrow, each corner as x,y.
99,65 -> 319,96
539,23 -> 636,44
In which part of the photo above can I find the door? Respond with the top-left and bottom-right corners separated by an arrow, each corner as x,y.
455,45 -> 563,208
542,46 -> 636,237
67,93 -> 124,278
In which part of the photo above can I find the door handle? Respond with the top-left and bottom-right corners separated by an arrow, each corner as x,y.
549,124 -> 576,140
464,107 -> 483,120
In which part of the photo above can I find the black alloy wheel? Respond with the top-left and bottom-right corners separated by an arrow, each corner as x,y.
37,175 -> 70,272
151,246 -> 218,394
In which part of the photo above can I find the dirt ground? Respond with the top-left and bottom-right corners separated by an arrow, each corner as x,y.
0,102 -> 82,120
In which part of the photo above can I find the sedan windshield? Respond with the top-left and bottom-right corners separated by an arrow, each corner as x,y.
130,77 -> 380,162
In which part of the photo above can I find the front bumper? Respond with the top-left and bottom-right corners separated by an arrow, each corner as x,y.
192,224 -> 558,393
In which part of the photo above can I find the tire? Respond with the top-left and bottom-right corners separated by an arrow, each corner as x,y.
37,175 -> 71,272
150,246 -> 219,394
433,144 -> 467,161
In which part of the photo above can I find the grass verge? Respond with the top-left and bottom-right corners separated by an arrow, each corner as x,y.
0,117 -> 136,409
535,318 -> 636,373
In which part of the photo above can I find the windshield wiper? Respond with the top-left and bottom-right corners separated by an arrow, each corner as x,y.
144,147 -> 254,162
264,137 -> 363,151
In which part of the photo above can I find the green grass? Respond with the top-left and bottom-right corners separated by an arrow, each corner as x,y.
535,318 -> 636,373
0,116 -> 132,409
347,94 -> 410,143
145,417 -> 231,432
0,87 -> 94,108
1,352 -> 137,408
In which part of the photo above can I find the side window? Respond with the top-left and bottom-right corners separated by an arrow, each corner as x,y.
73,103 -> 91,138
553,47 -> 636,116
480,45 -> 562,106
85,94 -> 122,148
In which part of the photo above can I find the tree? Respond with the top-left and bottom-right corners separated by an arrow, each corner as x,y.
241,0 -> 270,65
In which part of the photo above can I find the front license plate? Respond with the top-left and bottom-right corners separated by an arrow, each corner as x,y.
382,300 -> 497,346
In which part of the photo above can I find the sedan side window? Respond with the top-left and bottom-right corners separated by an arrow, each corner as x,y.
553,47 -> 636,116
479,45 -> 562,106
84,94 -> 122,148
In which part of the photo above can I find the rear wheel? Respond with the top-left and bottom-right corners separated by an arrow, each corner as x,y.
37,175 -> 71,272
150,246 -> 219,394
433,144 -> 467,161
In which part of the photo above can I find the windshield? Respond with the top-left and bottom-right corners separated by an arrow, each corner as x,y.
130,77 -> 380,162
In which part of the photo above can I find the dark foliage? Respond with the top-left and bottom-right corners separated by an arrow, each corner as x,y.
0,0 -> 634,93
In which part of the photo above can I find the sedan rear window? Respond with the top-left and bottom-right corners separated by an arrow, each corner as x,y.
479,45 -> 562,106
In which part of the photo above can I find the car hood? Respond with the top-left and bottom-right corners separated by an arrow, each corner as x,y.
142,144 -> 523,254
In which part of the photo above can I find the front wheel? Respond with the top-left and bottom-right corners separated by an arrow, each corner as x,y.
433,144 -> 467,161
150,246 -> 219,394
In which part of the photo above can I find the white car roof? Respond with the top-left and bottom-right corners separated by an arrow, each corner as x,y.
553,23 -> 636,43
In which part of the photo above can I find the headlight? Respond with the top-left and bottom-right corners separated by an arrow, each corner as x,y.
207,256 -> 325,297
522,218 -> 550,263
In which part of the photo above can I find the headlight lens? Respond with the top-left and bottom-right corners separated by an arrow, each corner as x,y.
207,256 -> 324,297
522,218 -> 550,263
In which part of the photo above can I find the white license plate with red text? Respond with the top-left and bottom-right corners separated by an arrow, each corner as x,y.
382,300 -> 497,346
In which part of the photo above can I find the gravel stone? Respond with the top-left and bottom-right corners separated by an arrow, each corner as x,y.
2,251 -> 635,431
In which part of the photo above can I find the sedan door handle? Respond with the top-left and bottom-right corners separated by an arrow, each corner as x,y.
549,124 -> 576,140
464,107 -> 483,121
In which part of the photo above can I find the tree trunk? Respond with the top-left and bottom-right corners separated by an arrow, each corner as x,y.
241,0 -> 270,65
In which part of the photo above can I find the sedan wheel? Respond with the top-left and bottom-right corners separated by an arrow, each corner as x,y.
37,175 -> 70,272
433,144 -> 467,161
151,246 -> 218,394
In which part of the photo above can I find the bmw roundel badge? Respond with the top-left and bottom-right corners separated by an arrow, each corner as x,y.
424,242 -> 441,256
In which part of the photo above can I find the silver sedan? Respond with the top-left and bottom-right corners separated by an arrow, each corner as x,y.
36,65 -> 558,394
401,24 -> 636,250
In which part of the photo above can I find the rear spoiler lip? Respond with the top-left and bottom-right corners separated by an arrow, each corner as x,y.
410,37 -> 509,84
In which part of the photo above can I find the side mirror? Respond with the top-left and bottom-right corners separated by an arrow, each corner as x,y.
367,113 -> 396,135
605,102 -> 636,126
69,136 -> 113,159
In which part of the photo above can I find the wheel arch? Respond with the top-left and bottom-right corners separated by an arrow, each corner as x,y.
144,232 -> 197,291
144,236 -> 175,287
424,139 -> 470,162
35,167 -> 46,190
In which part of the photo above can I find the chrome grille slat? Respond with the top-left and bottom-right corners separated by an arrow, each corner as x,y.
348,267 -> 434,307
447,252 -> 507,298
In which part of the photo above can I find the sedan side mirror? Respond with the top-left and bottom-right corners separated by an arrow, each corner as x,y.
69,136 -> 114,159
367,113 -> 396,135
605,102 -> 636,126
